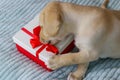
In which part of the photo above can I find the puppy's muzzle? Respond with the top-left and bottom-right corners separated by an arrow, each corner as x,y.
40,37 -> 51,44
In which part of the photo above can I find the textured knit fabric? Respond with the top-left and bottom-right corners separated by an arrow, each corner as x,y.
0,0 -> 120,80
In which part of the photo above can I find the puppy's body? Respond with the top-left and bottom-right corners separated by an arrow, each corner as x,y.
61,3 -> 120,58
39,0 -> 120,80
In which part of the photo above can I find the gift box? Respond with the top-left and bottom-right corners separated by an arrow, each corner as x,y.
13,14 -> 75,71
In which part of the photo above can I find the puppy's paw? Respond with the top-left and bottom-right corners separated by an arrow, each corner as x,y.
67,73 -> 83,80
45,55 -> 64,70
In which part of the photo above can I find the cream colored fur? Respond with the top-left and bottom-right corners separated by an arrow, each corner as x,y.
39,0 -> 120,80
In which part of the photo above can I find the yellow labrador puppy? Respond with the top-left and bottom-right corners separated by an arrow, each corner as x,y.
39,0 -> 120,80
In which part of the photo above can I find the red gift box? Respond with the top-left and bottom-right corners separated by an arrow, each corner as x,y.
13,14 -> 75,71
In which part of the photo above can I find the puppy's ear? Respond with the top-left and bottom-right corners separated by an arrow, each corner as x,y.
39,10 -> 45,28
47,13 -> 62,36
39,2 -> 63,36
45,11 -> 62,36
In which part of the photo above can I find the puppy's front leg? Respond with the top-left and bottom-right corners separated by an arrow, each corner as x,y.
67,63 -> 89,80
46,49 -> 98,70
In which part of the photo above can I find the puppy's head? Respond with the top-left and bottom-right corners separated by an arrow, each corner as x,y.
39,2 -> 68,44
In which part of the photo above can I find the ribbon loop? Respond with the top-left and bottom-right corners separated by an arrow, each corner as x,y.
30,38 -> 42,48
33,26 -> 41,38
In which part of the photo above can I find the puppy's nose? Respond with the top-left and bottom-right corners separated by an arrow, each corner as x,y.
44,40 -> 51,44
48,40 -> 51,44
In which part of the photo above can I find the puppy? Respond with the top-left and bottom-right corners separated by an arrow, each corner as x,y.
39,0 -> 120,80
